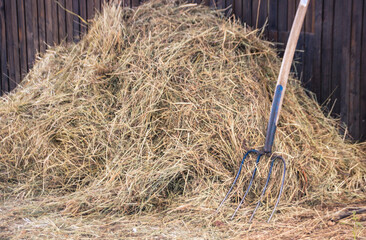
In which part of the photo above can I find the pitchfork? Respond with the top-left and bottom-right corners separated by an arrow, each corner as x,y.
217,0 -> 310,222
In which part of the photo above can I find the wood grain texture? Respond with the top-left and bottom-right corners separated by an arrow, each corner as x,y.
331,0 -> 352,123
257,0 -> 268,30
38,0 -> 46,52
302,0 -> 313,90
304,0 -> 314,33
32,0 -> 39,53
87,0 -> 94,20
51,0 -> 59,45
94,0 -> 101,11
252,0 -> 258,28
45,0 -> 53,45
312,0 -> 322,100
79,0 -> 87,34
242,0 -> 251,26
17,0 -> 27,78
0,0 -> 7,93
360,0 -> 366,140
348,0 -> 363,139
72,0 -> 80,42
268,0 -> 278,42
287,0 -> 296,29
233,0 -> 242,21
58,0 -> 67,42
7,0 -> 20,88
339,0 -> 352,124
25,0 -> 36,70
321,0 -> 334,105
65,0 -> 73,42
277,0 -> 288,57
278,0 -> 288,32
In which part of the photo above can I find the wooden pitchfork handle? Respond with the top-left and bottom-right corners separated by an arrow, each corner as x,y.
263,0 -> 310,153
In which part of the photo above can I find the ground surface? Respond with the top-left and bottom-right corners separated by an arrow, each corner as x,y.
1,197 -> 365,239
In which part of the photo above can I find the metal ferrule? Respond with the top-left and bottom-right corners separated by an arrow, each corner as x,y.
264,85 -> 283,153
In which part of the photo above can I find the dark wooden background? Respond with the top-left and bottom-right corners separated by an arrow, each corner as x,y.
0,0 -> 365,141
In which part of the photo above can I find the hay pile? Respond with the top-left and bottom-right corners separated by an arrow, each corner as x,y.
0,0 -> 365,221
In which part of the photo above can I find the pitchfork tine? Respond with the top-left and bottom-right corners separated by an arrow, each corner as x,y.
230,152 -> 262,220
216,149 -> 260,212
249,155 -> 286,223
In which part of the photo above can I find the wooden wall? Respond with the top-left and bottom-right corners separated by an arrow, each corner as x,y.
0,0 -> 365,141
231,0 -> 366,141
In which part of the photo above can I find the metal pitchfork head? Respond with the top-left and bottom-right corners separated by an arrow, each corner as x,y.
216,0 -> 310,222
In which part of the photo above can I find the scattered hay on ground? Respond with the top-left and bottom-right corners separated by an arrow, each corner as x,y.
0,0 -> 365,230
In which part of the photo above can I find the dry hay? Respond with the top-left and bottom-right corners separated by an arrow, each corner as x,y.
0,0 -> 365,226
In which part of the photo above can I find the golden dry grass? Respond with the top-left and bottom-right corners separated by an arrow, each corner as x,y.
0,1 -> 365,238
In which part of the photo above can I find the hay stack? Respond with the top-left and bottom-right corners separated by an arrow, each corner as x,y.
0,0 -> 365,220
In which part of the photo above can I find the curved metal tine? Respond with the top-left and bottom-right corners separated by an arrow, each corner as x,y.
216,149 -> 259,213
249,155 -> 286,223
267,156 -> 286,222
231,152 -> 263,220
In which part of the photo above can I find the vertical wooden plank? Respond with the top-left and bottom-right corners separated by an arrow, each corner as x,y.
304,0 -> 314,33
65,0 -> 73,42
337,0 -> 352,123
12,0 -> 21,87
252,0 -> 268,30
79,0 -> 87,35
32,0 -> 39,54
17,0 -> 27,78
287,0 -> 296,28
45,0 -> 53,45
303,33 -> 314,90
58,0 -> 67,42
252,0 -> 258,27
257,0 -> 268,30
242,0 -> 252,26
321,0 -> 334,105
331,0 -> 343,115
361,0 -> 366,140
303,0 -> 315,90
94,0 -> 101,11
233,0 -> 242,21
25,0 -> 36,71
52,0 -> 59,44
0,0 -> 7,93
38,0 -> 46,53
72,0 -> 80,42
277,0 -> 288,31
6,0 -> 20,89
349,0 -> 363,139
312,0 -> 323,100
277,0 -> 288,58
294,33 -> 305,81
268,0 -> 278,42
277,0 -> 288,38
87,0 -> 94,21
